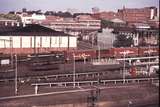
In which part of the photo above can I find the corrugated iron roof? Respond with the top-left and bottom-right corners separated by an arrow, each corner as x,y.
0,24 -> 74,36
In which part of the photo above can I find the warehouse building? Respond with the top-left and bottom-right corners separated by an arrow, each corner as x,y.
0,24 -> 77,55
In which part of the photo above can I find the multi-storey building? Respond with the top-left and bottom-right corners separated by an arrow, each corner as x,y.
92,11 -> 118,21
41,15 -> 101,36
93,6 -> 158,24
117,6 -> 157,23
113,24 -> 159,46
18,13 -> 46,24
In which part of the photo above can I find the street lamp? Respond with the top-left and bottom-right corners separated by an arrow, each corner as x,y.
120,51 -> 133,84
72,53 -> 88,88
15,54 -> 18,95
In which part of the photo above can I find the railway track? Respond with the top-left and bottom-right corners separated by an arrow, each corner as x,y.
0,62 -> 128,81
31,77 -> 159,90
0,68 -> 158,84
0,59 -> 158,84
0,71 -> 119,82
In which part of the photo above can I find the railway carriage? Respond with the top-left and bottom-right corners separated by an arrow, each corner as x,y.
109,47 -> 139,58
66,50 -> 97,61
28,52 -> 65,71
138,47 -> 159,57
65,46 -> 159,61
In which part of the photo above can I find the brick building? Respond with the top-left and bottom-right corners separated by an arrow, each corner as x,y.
113,25 -> 159,47
42,15 -> 101,36
92,11 -> 118,21
117,6 -> 158,23
93,6 -> 158,24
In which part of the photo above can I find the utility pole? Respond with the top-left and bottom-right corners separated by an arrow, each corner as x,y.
11,37 -> 13,68
15,54 -> 18,95
82,55 -> 86,72
148,45 -> 151,76
66,28 -> 70,51
34,36 -> 36,55
98,45 -> 100,62
123,52 -> 126,84
73,53 -> 76,88
147,31 -> 151,76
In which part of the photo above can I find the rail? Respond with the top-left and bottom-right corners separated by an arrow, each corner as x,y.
0,71 -> 103,82
133,61 -> 159,65
31,77 -> 159,87
116,56 -> 159,61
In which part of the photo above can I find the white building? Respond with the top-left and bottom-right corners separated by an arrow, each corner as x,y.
0,24 -> 77,54
19,13 -> 46,24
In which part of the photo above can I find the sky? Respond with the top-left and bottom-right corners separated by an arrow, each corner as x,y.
0,0 -> 159,13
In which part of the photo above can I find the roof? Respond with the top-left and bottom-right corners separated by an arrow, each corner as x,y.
111,18 -> 126,23
133,23 -> 150,29
113,26 -> 158,33
0,24 -> 73,36
113,27 -> 135,33
45,15 -> 63,21
76,15 -> 95,20
0,18 -> 17,21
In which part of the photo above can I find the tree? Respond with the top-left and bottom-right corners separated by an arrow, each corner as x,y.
22,8 -> 27,12
44,11 -> 56,15
63,12 -> 72,17
0,13 -> 21,21
113,34 -> 134,47
8,11 -> 15,14
73,13 -> 91,18
51,11 -> 72,17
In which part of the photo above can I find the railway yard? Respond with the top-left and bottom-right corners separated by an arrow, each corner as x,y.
0,81 -> 159,107
0,2 -> 160,106
0,43 -> 159,107
0,53 -> 159,107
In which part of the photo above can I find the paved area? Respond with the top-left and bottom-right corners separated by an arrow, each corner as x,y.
0,83 -> 159,107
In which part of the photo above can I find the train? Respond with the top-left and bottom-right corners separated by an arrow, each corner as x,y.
27,52 -> 65,71
0,46 -> 159,70
66,46 -> 159,61
0,46 -> 159,62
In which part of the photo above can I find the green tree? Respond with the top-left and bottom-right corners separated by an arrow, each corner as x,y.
0,13 -> 21,21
